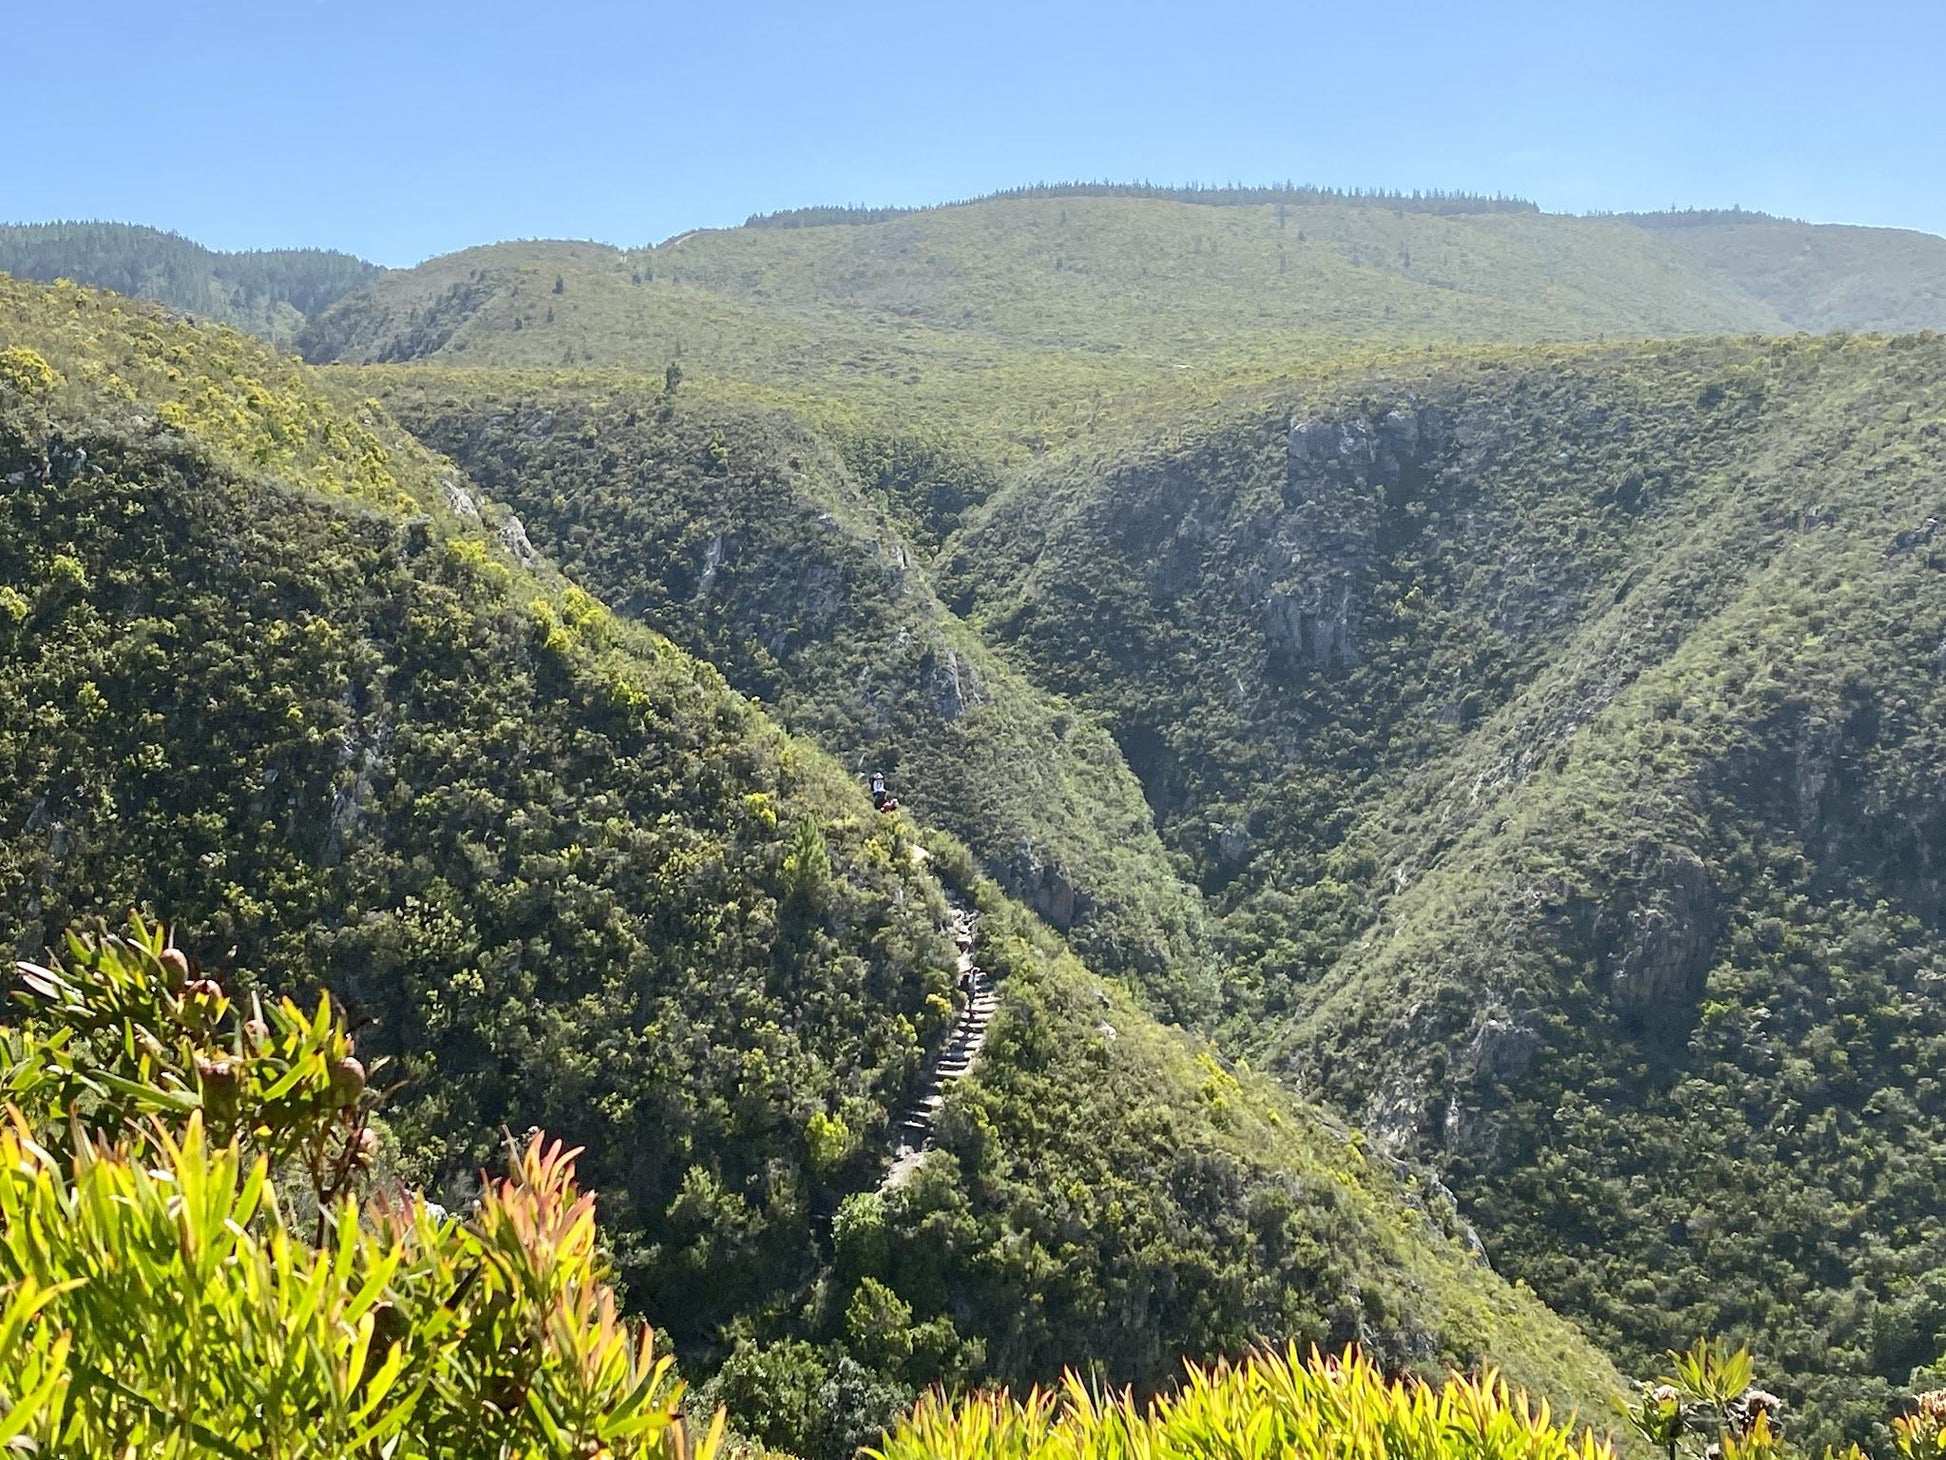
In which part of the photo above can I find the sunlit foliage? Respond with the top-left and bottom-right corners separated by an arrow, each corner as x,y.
869,1345 -> 1611,1460
0,920 -> 722,1459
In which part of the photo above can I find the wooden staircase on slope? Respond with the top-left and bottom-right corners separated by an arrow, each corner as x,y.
882,896 -> 997,1190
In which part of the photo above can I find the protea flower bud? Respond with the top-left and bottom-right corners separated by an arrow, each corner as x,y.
159,947 -> 191,992
196,1054 -> 240,1119
328,1056 -> 366,1108
176,977 -> 227,1031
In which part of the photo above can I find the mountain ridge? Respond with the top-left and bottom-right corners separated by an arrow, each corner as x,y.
0,220 -> 380,344
284,193 -> 1946,460
0,271 -> 1629,1458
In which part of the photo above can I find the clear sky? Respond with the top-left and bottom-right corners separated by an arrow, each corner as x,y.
6,0 -> 1942,266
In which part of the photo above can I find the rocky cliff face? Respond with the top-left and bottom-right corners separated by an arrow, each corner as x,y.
1600,844 -> 1719,1021
1262,407 -> 1450,672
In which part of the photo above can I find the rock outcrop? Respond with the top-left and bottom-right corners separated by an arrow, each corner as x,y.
1603,845 -> 1718,1017
1263,406 -> 1449,674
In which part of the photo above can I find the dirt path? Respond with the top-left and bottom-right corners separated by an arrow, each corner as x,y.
882,893 -> 996,1190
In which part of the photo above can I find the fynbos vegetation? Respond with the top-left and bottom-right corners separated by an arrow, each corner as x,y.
0,918 -> 721,1458
6,160 -> 1946,1460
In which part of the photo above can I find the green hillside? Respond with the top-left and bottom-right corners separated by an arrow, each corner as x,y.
294,191 -> 1944,452
290,199 -> 1766,446
1625,210 -> 1946,334
364,369 -> 1214,1013
0,220 -> 380,344
299,192 -> 1946,1445
935,332 -> 1946,1450
635,195 -> 1779,349
0,276 -> 1626,1455
15,184 -> 1946,1458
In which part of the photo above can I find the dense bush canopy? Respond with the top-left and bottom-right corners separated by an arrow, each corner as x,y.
939,333 -> 1946,1449
0,274 -> 1627,1457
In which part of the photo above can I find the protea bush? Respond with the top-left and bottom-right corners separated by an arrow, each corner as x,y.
866,1345 -> 1614,1460
0,917 -> 722,1459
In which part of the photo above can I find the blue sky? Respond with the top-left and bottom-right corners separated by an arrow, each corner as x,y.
6,0 -> 1942,265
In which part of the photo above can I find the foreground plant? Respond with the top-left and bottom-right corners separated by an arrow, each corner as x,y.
8,914 -> 379,1206
1619,1339 -> 1896,1460
1892,1390 -> 1946,1460
868,1344 -> 1614,1460
0,917 -> 723,1459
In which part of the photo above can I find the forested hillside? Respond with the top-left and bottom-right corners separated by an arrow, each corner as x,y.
366,370 -> 1214,1012
0,276 -> 1627,1456
312,203 -> 1946,1447
0,221 -> 380,344
13,181 -> 1946,1459
936,332 -> 1946,1450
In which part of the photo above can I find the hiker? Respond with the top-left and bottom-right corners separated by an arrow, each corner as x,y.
869,770 -> 898,812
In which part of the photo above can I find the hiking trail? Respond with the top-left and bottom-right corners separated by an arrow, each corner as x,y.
882,888 -> 997,1190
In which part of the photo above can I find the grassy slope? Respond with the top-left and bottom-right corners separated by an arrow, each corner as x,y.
286,198 -> 1946,488
634,199 -> 1783,349
937,332 -> 1946,1448
292,196 -> 1819,449
298,197 -> 1801,364
1628,214 -> 1946,334
0,277 -> 1624,1452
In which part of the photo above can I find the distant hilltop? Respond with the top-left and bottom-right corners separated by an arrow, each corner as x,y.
0,220 -> 379,345
8,188 -> 1946,401
743,181 -> 1542,229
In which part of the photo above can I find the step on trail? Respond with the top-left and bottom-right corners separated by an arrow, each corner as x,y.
882,893 -> 996,1190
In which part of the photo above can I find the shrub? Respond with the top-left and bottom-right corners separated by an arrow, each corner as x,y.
0,919 -> 724,1459
1621,1340 -> 1875,1460
0,345 -> 62,395
868,1344 -> 1613,1460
